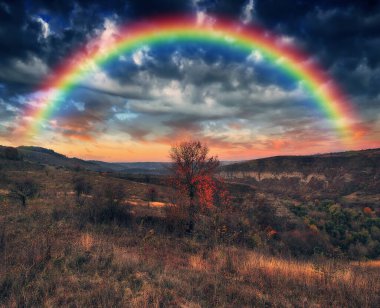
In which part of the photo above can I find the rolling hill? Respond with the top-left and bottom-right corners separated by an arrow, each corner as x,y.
220,148 -> 380,195
0,146 -> 237,174
1,145 -> 379,196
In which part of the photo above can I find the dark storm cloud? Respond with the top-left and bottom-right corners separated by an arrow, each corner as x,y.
44,88 -> 129,140
0,0 -> 100,89
253,1 -> 380,100
0,0 -> 379,147
192,0 -> 249,17
126,0 -> 190,18
1,0 -> 379,96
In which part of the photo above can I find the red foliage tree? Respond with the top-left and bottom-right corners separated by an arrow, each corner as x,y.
169,140 -> 220,232
363,207 -> 373,216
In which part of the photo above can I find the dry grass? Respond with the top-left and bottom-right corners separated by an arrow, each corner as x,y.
0,167 -> 379,307
186,246 -> 380,307
1,213 -> 378,307
352,260 -> 380,268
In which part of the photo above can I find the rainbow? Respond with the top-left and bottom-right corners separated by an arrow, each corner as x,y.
20,16 -> 358,144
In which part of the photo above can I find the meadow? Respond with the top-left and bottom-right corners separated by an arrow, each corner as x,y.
1,165 -> 379,307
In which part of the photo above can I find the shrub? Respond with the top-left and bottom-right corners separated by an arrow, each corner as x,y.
146,187 -> 158,204
253,201 -> 283,231
80,182 -> 131,226
72,176 -> 92,205
164,203 -> 189,235
348,242 -> 368,259
282,229 -> 331,256
363,207 -> 373,216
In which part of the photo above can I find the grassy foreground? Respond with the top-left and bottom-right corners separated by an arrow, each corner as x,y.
0,168 -> 379,307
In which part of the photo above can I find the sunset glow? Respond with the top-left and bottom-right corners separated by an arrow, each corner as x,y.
1,9 -> 379,161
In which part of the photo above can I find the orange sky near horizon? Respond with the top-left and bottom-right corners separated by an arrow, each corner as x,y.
2,135 -> 379,162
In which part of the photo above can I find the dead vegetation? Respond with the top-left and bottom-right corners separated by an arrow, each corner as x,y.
0,209 -> 378,307
0,163 -> 379,307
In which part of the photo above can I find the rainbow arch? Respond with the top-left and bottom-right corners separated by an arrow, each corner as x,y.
20,16 -> 358,144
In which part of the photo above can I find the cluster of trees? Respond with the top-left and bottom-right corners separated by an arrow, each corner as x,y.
289,201 -> 380,258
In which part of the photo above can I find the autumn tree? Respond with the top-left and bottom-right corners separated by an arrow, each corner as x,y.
169,140 -> 220,232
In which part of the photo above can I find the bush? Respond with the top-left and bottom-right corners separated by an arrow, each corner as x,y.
252,201 -> 284,231
80,182 -> 131,226
146,187 -> 158,204
282,229 -> 331,256
72,176 -> 92,206
164,204 -> 189,235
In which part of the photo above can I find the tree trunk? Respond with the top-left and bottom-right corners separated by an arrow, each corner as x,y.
187,186 -> 196,234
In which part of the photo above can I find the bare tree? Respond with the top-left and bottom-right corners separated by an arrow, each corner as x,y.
9,179 -> 39,207
169,140 -> 220,232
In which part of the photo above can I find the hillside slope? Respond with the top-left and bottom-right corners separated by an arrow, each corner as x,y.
220,148 -> 380,195
0,146 -> 170,173
1,145 -> 379,195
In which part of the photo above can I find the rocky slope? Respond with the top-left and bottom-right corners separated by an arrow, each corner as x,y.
220,148 -> 380,195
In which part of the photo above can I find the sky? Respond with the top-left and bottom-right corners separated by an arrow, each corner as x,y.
0,0 -> 379,162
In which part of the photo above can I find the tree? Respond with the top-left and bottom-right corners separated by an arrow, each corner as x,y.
169,140 -> 220,232
9,179 -> 39,207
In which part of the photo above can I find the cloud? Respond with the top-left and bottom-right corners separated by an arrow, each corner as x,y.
132,46 -> 152,66
241,0 -> 255,24
247,50 -> 263,63
0,56 -> 49,85
0,0 -> 379,157
80,66 -> 149,99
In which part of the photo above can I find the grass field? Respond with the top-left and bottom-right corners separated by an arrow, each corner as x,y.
1,167 -> 379,307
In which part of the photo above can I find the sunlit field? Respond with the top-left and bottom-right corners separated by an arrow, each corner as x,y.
1,164 -> 379,307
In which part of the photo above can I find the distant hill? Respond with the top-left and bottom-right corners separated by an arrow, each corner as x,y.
89,160 -> 171,174
17,146 -> 102,171
0,146 -> 174,173
0,145 -> 238,174
220,148 -> 380,195
1,145 -> 379,193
